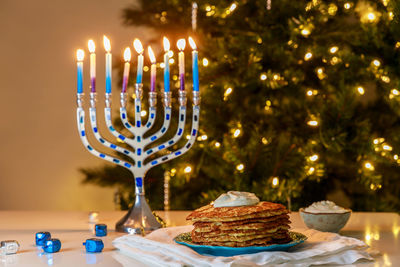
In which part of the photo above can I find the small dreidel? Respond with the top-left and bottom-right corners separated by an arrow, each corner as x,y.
36,232 -> 51,246
0,240 -> 19,255
83,238 -> 104,253
42,239 -> 61,253
95,224 -> 107,237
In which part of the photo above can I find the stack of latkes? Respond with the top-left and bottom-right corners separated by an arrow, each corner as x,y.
186,202 -> 291,247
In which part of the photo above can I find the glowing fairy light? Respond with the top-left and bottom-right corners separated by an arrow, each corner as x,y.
201,135 -> 208,141
202,58 -> 209,66
373,138 -> 379,145
224,87 -> 233,101
357,86 -> 365,95
141,110 -> 147,117
365,162 -> 374,171
307,90 -> 313,96
261,137 -> 268,145
184,166 -> 192,173
186,135 -> 191,140
272,177 -> 279,187
310,154 -> 319,161
383,145 -> 392,151
236,164 -> 244,171
394,154 -> 398,160
215,142 -> 221,148
301,29 -> 311,36
229,3 -> 237,12
308,120 -> 318,126
260,73 -> 267,80
391,89 -> 399,95
329,46 -> 338,53
304,52 -> 313,61
233,129 -> 241,138
308,167 -> 315,175
372,59 -> 381,67
367,12 -> 376,22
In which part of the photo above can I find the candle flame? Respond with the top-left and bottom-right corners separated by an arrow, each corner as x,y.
76,49 -> 85,61
188,37 -> 197,50
124,47 -> 131,62
88,40 -> 95,53
163,37 -> 170,52
103,35 -> 111,52
177,39 -> 186,51
133,39 -> 144,54
148,46 -> 156,63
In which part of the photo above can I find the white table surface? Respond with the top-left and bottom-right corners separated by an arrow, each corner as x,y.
0,210 -> 399,266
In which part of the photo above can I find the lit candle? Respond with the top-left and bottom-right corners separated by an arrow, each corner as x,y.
177,39 -> 186,91
103,35 -> 112,94
188,37 -> 199,92
88,40 -> 96,93
76,49 -> 84,94
163,37 -> 170,93
133,39 -> 144,84
148,46 -> 156,92
122,47 -> 131,93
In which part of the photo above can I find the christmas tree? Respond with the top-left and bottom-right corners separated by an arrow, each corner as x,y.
81,0 -> 400,211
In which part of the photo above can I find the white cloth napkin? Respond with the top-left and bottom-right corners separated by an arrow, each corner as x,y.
112,225 -> 373,267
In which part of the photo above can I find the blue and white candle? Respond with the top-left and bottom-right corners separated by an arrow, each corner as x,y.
88,40 -> 96,93
76,49 -> 84,94
163,37 -> 170,93
133,39 -> 144,84
103,36 -> 112,94
177,39 -> 186,91
188,37 -> 199,92
122,47 -> 131,93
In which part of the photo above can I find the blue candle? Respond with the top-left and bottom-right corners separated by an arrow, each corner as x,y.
103,36 -> 112,94
163,37 -> 170,93
188,37 -> 199,92
134,39 -> 144,84
76,49 -> 84,94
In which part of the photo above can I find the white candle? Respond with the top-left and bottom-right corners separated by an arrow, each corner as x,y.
122,47 -> 131,93
148,46 -> 156,92
88,40 -> 96,93
177,39 -> 186,91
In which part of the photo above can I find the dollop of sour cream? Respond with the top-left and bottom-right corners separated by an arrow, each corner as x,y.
213,191 -> 260,208
304,200 -> 348,213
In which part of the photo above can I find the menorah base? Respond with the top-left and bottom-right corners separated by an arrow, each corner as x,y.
115,193 -> 162,234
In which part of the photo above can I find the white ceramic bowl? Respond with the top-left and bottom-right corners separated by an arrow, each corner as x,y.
299,208 -> 351,233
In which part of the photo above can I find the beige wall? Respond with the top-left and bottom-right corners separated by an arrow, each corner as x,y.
0,0 -> 144,210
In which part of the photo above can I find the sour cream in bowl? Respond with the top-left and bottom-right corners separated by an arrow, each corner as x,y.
300,201 -> 351,232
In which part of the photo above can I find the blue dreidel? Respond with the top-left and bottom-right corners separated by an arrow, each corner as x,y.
43,239 -> 61,253
95,224 -> 107,237
35,232 -> 51,246
83,238 -> 104,253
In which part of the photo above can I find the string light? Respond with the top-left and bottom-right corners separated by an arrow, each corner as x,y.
272,177 -> 279,187
261,137 -> 269,145
201,135 -> 208,141
202,58 -> 209,66
367,12 -> 376,22
357,86 -> 365,95
186,135 -> 191,140
160,62 -> 165,68
344,2 -> 351,9
140,110 -> 147,117
392,89 -> 400,95
229,3 -> 237,12
304,52 -> 313,61
364,162 -> 375,171
169,58 -> 175,64
236,163 -> 244,171
372,59 -> 381,67
215,142 -> 221,148
307,120 -> 318,126
329,46 -> 338,53
171,168 -> 176,176
308,167 -> 315,175
307,90 -> 313,96
383,145 -> 393,151
233,129 -> 241,138
260,73 -> 267,80
168,50 -> 174,57
381,76 -> 390,83
224,87 -> 233,101
310,154 -> 319,161
184,166 -> 192,173
301,29 -> 311,37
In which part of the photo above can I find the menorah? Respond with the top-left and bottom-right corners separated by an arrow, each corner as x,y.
75,37 -> 200,234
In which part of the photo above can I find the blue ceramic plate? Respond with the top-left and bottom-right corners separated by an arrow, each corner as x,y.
174,231 -> 307,257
